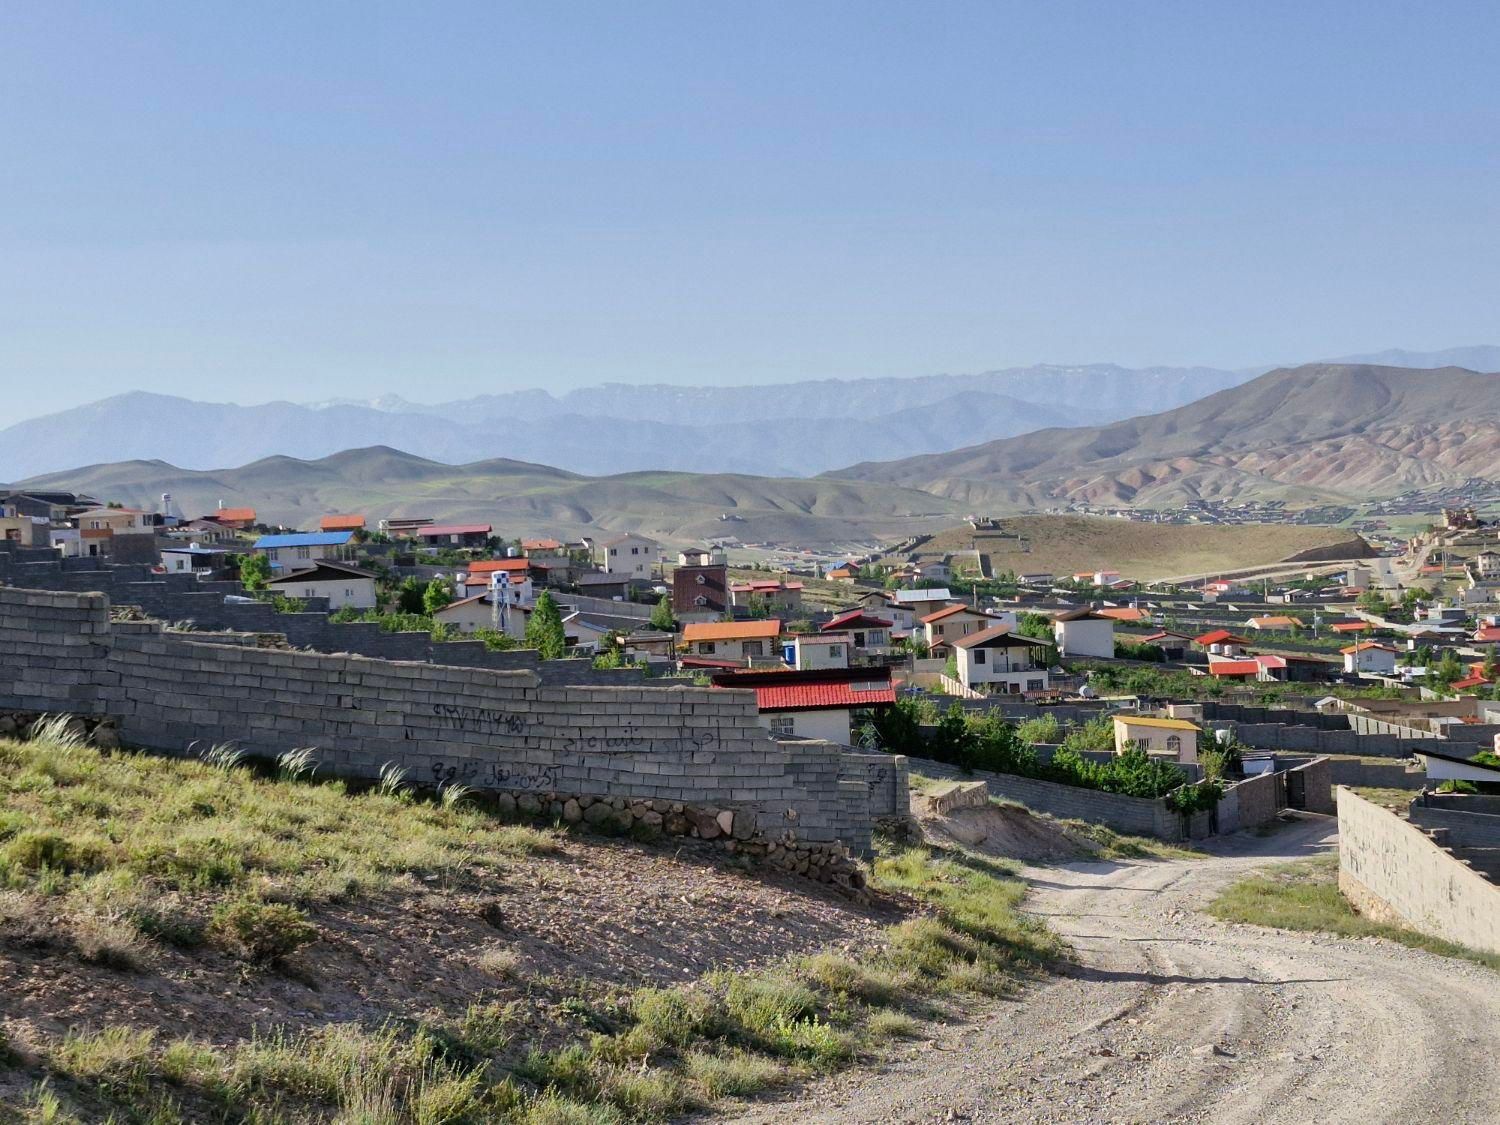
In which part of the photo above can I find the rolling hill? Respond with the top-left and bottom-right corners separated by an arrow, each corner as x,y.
828,364 -> 1500,509
9,447 -> 965,547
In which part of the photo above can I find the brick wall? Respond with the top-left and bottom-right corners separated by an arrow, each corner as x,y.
0,586 -> 894,855
1337,788 -> 1500,956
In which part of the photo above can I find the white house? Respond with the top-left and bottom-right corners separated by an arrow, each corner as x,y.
786,632 -> 852,670
1052,608 -> 1115,659
1342,641 -> 1398,676
263,561 -> 377,610
435,591 -> 527,638
597,533 -> 659,579
892,588 -> 955,622
952,625 -> 1052,695
709,667 -> 896,747
159,545 -> 230,574
680,619 -> 783,663
821,611 -> 893,657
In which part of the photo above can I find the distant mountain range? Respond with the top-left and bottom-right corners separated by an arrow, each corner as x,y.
0,363 -> 1267,480
827,363 -> 1500,509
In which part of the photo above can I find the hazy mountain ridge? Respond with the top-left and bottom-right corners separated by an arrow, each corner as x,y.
827,363 -> 1500,508
10,446 -> 964,546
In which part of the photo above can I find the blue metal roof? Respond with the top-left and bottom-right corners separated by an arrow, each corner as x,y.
252,531 -> 354,549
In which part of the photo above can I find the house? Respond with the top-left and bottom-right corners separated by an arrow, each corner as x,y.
522,538 -> 566,556
821,610 -> 893,657
1473,625 -> 1500,645
857,590 -> 910,629
252,531 -> 355,572
680,619 -> 783,664
560,612 -> 612,655
913,560 -> 951,583
1052,608 -> 1115,659
921,604 -> 1007,651
951,625 -> 1052,695
1193,629 -> 1251,657
435,592 -> 529,640
673,562 -> 729,622
0,514 -> 48,547
205,506 -> 258,531
891,588 -> 955,621
263,561 -> 378,610
319,514 -> 366,533
1246,615 -> 1303,632
1329,621 -> 1373,636
1097,606 -> 1153,625
415,524 -> 492,549
1204,658 -> 1267,681
159,545 -> 231,575
1017,572 -> 1054,587
709,666 -> 896,747
1112,715 -> 1199,764
825,565 -> 859,583
729,578 -> 805,613
1133,630 -> 1192,661
463,559 -> 535,607
1,491 -> 87,522
678,546 -> 727,566
1475,550 -> 1500,579
73,507 -> 151,533
784,632 -> 852,670
1342,641 -> 1398,676
380,516 -> 434,536
597,533 -> 659,579
576,572 -> 632,600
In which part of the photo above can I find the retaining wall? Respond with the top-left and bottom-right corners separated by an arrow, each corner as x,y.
981,773 -> 1185,840
1337,788 -> 1500,956
0,586 -> 890,857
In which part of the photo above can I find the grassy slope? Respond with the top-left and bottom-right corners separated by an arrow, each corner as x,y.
0,728 -> 1056,1123
1206,855 -> 1499,971
893,517 -> 1370,582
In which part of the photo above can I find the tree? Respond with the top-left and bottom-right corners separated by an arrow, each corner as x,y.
526,591 -> 567,659
239,553 -> 271,592
423,576 -> 455,615
396,577 -> 427,615
1357,589 -> 1392,616
648,595 -> 676,632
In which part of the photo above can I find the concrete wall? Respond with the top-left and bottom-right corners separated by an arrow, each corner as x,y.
0,586 -> 893,856
1217,771 -> 1282,834
1337,788 -> 1500,956
1407,795 -> 1500,850
1276,752 -> 1425,791
981,773 -> 1186,840
1287,756 -> 1335,814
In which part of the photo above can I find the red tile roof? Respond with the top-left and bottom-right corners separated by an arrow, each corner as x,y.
1194,629 -> 1251,646
1474,627 -> 1500,643
209,507 -> 256,523
823,610 -> 892,630
1330,621 -> 1371,633
710,668 -> 895,713
319,514 -> 365,531
468,559 -> 531,574
919,604 -> 981,625
682,619 -> 783,643
1450,675 -> 1490,692
1207,659 -> 1261,677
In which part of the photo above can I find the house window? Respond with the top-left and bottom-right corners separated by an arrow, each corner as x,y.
700,642 -> 716,654
696,574 -> 706,584
304,588 -> 316,597
769,715 -> 795,737
296,546 -> 310,559
609,548 -> 617,556
973,649 -> 987,664
694,595 -> 708,606
828,645 -> 842,658
1166,735 -> 1182,755
744,641 -> 764,657
631,547 -> 639,555
1027,679 -> 1044,692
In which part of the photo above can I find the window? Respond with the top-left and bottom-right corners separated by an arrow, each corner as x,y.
304,588 -> 316,597
828,645 -> 842,658
694,595 -> 708,606
1166,735 -> 1182,755
609,547 -> 617,556
700,642 -> 716,654
1027,679 -> 1044,692
769,715 -> 795,737
973,649 -> 987,664
696,574 -> 706,584
296,546 -> 310,559
631,546 -> 639,555
744,641 -> 764,657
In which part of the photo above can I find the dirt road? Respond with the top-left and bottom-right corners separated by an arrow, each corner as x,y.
728,816 -> 1500,1124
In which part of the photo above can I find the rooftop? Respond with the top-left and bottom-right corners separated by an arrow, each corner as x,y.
253,531 -> 354,549
1114,715 -> 1201,732
681,620 -> 784,643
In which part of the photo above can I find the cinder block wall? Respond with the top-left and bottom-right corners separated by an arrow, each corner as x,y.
982,773 -> 1184,840
0,586 -> 889,852
1337,787 -> 1500,955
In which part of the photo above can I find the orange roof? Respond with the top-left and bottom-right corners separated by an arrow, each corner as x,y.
319,514 -> 365,531
1330,621 -> 1371,633
212,508 -> 256,523
522,538 -> 564,551
1248,615 -> 1302,628
1341,641 -> 1397,654
1098,607 -> 1150,622
920,604 -> 981,625
681,619 -> 783,643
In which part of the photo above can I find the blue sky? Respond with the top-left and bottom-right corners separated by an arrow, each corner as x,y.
2,2 -> 1496,419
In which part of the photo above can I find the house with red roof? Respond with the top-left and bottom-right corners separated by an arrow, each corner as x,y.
709,666 -> 895,746
1133,630 -> 1193,661
204,506 -> 257,531
821,610 -> 893,656
729,578 -> 804,613
920,604 -> 1012,651
461,558 -> 534,605
1342,641 -> 1398,676
681,619 -> 783,664
1193,629 -> 1252,657
319,513 -> 366,533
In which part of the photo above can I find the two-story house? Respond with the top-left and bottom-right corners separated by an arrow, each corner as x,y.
597,533 -> 660,580
821,610 -> 893,658
952,625 -> 1052,695
921,604 -> 1012,652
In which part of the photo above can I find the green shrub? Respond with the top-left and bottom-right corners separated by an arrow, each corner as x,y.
209,898 -> 318,962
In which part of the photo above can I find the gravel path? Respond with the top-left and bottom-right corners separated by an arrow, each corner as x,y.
726,815 -> 1500,1124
